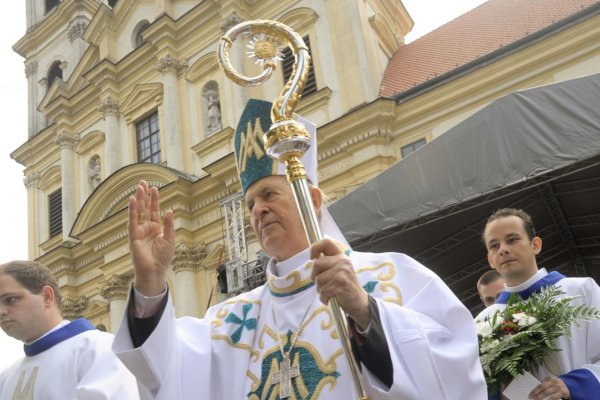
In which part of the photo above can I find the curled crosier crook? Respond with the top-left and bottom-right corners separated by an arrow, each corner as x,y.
218,19 -> 311,123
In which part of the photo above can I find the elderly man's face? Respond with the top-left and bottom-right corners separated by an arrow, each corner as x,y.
245,176 -> 320,261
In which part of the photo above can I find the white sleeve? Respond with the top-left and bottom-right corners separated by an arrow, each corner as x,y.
359,255 -> 488,399
112,296 -> 212,400
74,331 -> 143,400
133,286 -> 167,318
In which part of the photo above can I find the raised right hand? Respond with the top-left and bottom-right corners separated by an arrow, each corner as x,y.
128,180 -> 175,296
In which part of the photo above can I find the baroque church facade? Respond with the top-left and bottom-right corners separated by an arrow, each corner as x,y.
11,0 -> 600,331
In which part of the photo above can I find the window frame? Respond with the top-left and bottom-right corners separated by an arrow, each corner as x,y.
400,138 -> 427,158
282,35 -> 317,97
48,189 -> 62,237
135,111 -> 161,164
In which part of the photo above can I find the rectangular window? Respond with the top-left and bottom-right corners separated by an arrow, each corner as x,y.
282,36 -> 317,97
136,112 -> 161,164
45,0 -> 60,14
401,138 -> 427,158
48,189 -> 62,237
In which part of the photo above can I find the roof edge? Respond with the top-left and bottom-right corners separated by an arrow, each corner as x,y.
389,2 -> 600,103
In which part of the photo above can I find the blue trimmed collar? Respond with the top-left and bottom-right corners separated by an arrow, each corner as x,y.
24,318 -> 95,357
496,271 -> 566,303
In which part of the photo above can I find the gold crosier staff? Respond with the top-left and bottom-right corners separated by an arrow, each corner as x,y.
218,20 -> 370,400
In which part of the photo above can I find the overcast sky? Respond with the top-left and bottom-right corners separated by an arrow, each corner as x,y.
0,0 -> 487,372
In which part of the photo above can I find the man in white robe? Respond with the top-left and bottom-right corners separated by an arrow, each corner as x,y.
114,99 -> 487,399
0,260 -> 141,399
476,208 -> 600,400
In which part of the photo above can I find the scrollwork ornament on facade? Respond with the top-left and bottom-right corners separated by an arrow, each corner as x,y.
76,295 -> 88,313
53,133 -> 80,150
62,298 -> 77,320
23,172 -> 41,189
172,242 -> 208,273
96,96 -> 120,118
98,274 -> 129,301
219,11 -> 244,34
24,61 -> 38,78
155,54 -> 187,76
67,20 -> 88,42
62,295 -> 88,320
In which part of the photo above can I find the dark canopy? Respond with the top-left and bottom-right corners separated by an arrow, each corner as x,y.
330,73 -> 600,314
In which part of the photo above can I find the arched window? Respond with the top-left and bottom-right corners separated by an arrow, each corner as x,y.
45,0 -> 60,14
47,61 -> 63,89
132,20 -> 150,48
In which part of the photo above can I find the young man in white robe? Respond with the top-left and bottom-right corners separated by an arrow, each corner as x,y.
113,99 -> 487,399
476,208 -> 600,400
0,260 -> 141,399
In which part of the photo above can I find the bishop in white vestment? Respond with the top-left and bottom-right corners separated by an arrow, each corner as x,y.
113,99 -> 487,399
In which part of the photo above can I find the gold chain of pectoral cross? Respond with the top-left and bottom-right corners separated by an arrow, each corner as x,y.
270,289 -> 319,399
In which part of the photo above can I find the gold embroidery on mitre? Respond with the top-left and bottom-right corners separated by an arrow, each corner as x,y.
239,118 -> 266,172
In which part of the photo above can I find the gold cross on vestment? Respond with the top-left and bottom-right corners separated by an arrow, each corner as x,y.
271,357 -> 300,398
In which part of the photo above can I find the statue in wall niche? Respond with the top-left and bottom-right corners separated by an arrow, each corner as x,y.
206,92 -> 222,133
88,157 -> 101,192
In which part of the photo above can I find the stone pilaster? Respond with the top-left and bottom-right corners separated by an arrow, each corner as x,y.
172,242 -> 207,317
62,296 -> 88,320
218,11 -> 243,34
99,274 -> 129,302
155,55 -> 187,170
155,54 -> 187,76
97,97 -> 121,174
54,133 -> 79,242
99,274 -> 129,333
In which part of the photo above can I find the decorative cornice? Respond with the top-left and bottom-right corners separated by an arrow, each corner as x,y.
155,54 -> 187,76
62,295 -> 88,320
177,10 -> 220,41
54,133 -> 80,150
100,181 -> 165,220
97,96 -> 120,118
189,187 -> 237,213
318,129 -> 392,162
23,172 -> 41,189
99,274 -> 129,301
218,11 -> 243,33
50,263 -> 78,275
319,159 -> 354,182
93,230 -> 128,252
118,53 -> 156,83
24,61 -> 38,78
172,242 -> 208,273
196,208 -> 222,229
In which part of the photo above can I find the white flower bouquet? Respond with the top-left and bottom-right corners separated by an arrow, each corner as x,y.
476,286 -> 600,395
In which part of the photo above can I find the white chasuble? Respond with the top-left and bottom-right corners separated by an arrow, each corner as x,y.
476,269 -> 600,398
0,324 -> 140,400
115,249 -> 487,399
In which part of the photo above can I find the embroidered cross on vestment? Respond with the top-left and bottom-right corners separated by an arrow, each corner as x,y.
271,357 -> 300,398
